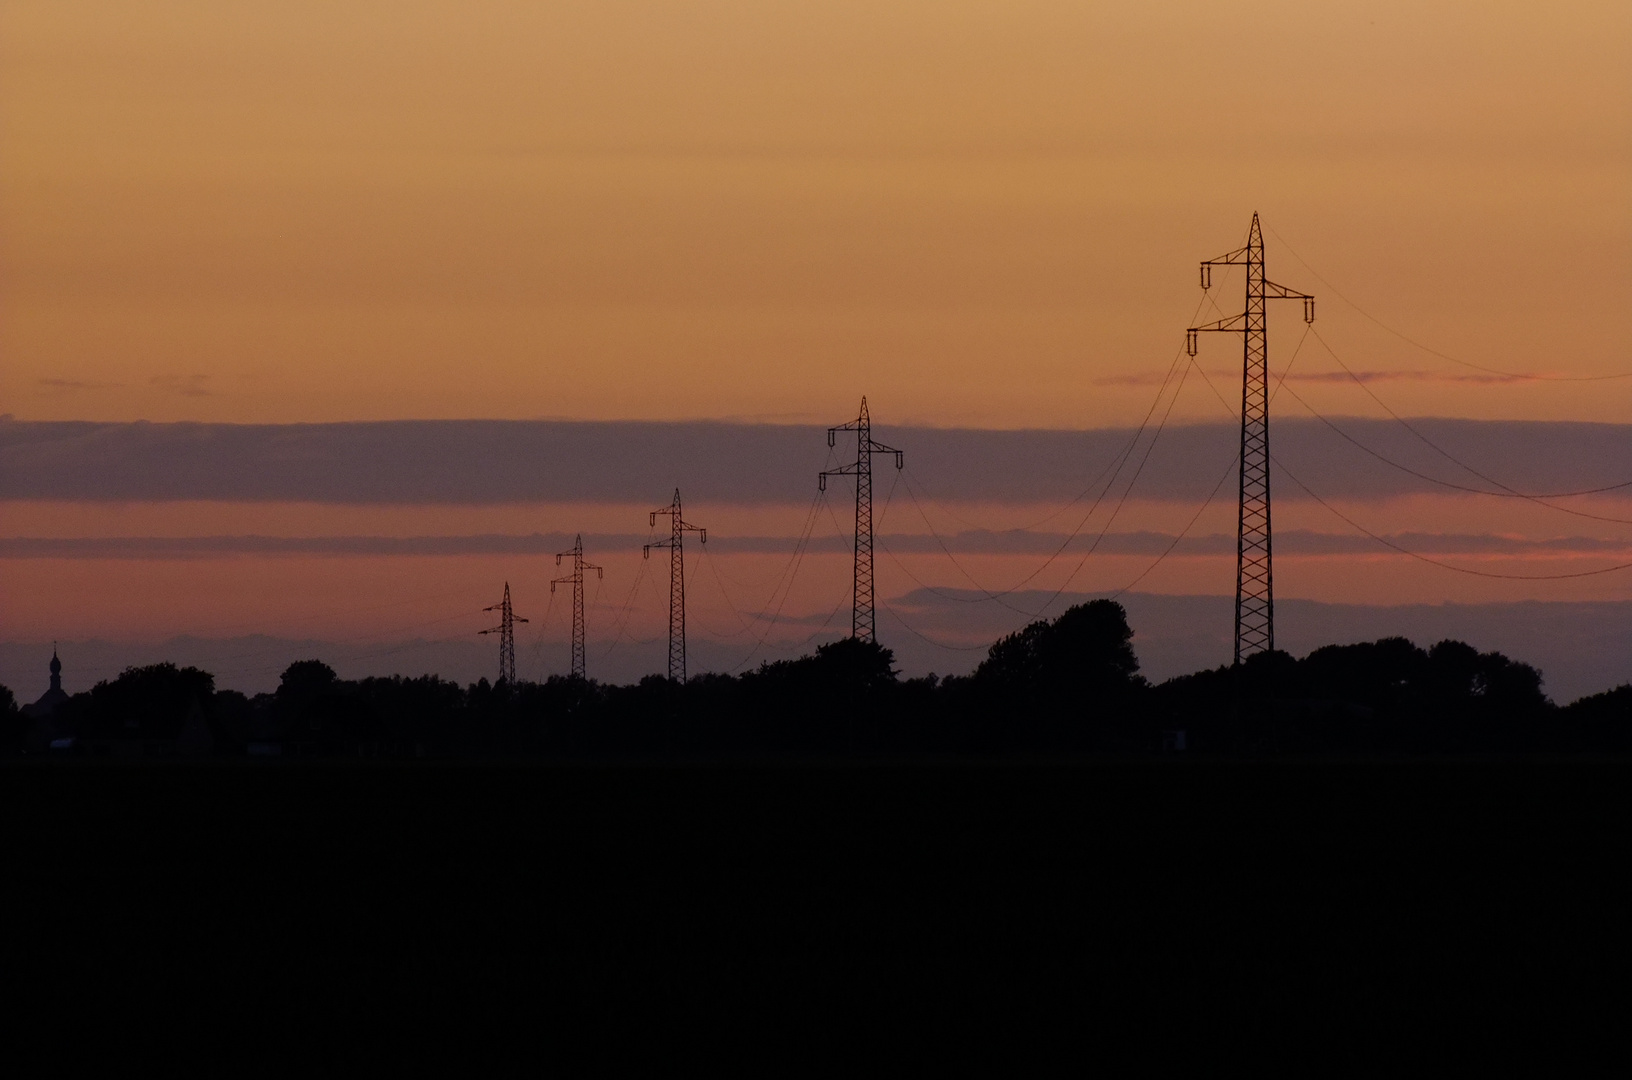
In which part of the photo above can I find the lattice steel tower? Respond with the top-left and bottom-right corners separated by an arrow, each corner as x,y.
551,534 -> 603,680
819,397 -> 903,643
644,488 -> 707,683
479,581 -> 529,684
1186,213 -> 1314,664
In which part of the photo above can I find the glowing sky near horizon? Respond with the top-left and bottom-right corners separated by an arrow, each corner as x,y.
2,1 -> 1631,674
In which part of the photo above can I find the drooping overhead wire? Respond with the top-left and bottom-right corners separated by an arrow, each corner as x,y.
524,585 -> 558,673
887,315 -> 1204,610
710,488 -> 826,624
1181,348 -> 1632,581
870,305 -> 1264,625
897,291 -> 1216,545
881,443 -> 1242,652
1273,455 -> 1632,580
873,343 -> 1246,643
878,600 -> 992,652
1299,328 -> 1632,517
599,552 -> 651,658
1110,449 -> 1240,600
1026,346 -> 1201,616
1267,223 -> 1632,382
725,488 -> 835,673
893,474 -> 1042,613
689,547 -> 760,639
1274,376 -> 1632,526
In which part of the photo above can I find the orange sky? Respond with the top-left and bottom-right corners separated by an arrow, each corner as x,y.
3,2 -> 1632,691
3,0 -> 1628,427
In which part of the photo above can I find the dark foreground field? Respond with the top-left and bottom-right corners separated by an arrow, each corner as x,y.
4,760 -> 1630,1056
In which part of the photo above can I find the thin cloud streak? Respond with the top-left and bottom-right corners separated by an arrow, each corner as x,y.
5,530 -> 1626,560
5,418 -> 1632,505
36,378 -> 123,394
1095,369 -> 1529,387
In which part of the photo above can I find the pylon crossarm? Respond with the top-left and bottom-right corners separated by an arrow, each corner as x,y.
1188,313 -> 1249,335
1202,247 -> 1252,267
1261,279 -> 1314,301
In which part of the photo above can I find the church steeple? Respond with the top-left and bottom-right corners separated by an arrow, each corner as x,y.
24,646 -> 69,721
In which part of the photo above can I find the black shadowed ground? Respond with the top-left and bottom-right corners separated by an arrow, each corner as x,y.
4,759 -> 1630,1050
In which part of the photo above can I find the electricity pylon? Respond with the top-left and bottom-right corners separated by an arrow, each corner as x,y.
479,581 -> 529,685
819,397 -> 903,643
551,534 -> 603,680
1186,213 -> 1314,664
644,489 -> 707,684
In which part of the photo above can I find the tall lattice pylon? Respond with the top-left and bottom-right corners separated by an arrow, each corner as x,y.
644,489 -> 707,683
819,397 -> 903,643
1186,213 -> 1315,664
551,534 -> 603,680
479,581 -> 529,684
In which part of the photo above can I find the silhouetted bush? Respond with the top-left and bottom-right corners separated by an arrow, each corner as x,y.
958,599 -> 1146,751
57,663 -> 216,742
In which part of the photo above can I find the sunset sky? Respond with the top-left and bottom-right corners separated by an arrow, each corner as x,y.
2,2 -> 1630,695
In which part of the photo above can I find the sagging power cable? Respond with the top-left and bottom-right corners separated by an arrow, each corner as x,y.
1268,223 -> 1632,383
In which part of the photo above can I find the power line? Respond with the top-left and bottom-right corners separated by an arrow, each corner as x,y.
726,489 -> 830,672
704,490 -> 828,634
599,552 -> 651,659
1273,456 -> 1632,580
893,290 -> 1210,551
884,328 -> 1211,619
1268,223 -> 1632,383
1028,340 -> 1201,617
1110,451 -> 1240,599
746,288 -> 1220,623
1275,376 -> 1632,525
689,547 -> 760,639
1182,346 -> 1632,581
525,586 -> 558,675
892,349 -> 1190,609
879,600 -> 992,653
1305,327 -> 1632,516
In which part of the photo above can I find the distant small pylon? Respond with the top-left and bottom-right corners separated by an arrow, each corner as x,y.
644,488 -> 706,683
479,581 -> 528,684
552,534 -> 603,680
819,397 -> 903,644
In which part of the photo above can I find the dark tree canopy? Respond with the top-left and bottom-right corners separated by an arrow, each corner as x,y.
11,612 -> 1627,758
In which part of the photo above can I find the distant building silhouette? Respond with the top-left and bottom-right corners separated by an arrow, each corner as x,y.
22,648 -> 68,719
20,648 -> 70,753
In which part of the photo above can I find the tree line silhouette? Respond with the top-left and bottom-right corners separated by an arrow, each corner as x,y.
5,600 -> 1630,758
